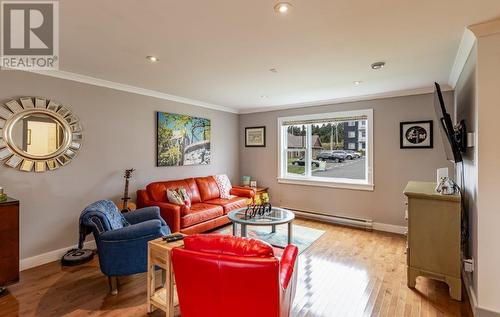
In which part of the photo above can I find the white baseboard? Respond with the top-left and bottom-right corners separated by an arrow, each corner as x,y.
20,240 -> 96,271
283,206 -> 407,235
372,222 -> 407,235
463,269 -> 500,317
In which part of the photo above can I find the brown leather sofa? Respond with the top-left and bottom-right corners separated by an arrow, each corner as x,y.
137,176 -> 255,234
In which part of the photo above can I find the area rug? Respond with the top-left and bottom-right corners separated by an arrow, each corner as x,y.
213,224 -> 324,255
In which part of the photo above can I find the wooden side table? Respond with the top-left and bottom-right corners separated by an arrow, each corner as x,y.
147,237 -> 184,316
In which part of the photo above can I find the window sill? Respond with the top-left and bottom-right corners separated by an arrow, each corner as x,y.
277,177 -> 374,191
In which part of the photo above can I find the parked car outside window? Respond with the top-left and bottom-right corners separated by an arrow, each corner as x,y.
344,150 -> 362,160
316,150 -> 346,162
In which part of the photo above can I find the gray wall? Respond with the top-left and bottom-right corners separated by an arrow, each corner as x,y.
239,92 -> 454,226
0,71 -> 240,260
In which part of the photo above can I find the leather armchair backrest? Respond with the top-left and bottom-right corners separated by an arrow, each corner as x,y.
184,234 -> 274,258
172,247 -> 280,317
146,179 -> 202,203
195,176 -> 221,202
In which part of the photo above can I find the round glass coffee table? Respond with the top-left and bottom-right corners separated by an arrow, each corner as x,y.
227,207 -> 295,244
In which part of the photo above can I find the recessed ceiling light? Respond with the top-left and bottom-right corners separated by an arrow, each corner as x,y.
146,55 -> 159,62
274,2 -> 292,14
353,81 -> 363,85
260,95 -> 269,99
269,68 -> 278,73
371,61 -> 385,70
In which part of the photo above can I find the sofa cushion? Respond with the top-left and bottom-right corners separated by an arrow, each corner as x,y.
181,203 -> 224,228
204,196 -> 248,214
147,179 -> 202,203
195,176 -> 221,202
184,178 -> 201,203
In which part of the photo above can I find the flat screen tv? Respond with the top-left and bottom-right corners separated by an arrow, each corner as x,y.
434,82 -> 463,163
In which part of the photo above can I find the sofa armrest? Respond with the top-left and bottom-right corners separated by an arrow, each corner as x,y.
136,189 -> 181,233
123,206 -> 166,226
230,186 -> 255,199
280,244 -> 298,289
100,219 -> 164,242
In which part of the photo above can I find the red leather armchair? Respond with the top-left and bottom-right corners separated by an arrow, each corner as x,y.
172,235 -> 299,317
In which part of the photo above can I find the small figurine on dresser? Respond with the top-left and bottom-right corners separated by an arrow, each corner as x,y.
435,177 -> 458,195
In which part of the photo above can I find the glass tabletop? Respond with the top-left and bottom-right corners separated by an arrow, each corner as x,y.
228,207 -> 295,225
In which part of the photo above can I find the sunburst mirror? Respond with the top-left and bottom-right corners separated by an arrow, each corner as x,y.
0,97 -> 82,172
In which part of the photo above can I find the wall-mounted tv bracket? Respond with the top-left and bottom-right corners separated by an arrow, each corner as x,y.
454,120 -> 467,152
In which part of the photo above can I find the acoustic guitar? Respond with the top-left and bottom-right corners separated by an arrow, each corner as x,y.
117,168 -> 136,212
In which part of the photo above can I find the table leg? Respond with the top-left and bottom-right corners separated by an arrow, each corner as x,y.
288,222 -> 293,245
241,224 -> 247,237
147,248 -> 154,313
232,222 -> 237,236
166,258 -> 175,317
271,224 -> 276,233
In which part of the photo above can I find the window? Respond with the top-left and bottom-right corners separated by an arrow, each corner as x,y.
278,109 -> 373,191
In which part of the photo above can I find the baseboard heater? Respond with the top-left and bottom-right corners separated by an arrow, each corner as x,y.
281,206 -> 373,230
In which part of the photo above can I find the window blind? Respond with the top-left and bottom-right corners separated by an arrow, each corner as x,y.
281,115 -> 368,126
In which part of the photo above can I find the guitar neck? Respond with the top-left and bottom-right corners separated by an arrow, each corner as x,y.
122,179 -> 130,201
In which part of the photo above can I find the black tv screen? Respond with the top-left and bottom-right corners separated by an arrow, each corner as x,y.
434,82 -> 462,163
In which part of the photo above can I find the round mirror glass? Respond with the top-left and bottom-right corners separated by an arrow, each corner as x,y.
10,113 -> 65,157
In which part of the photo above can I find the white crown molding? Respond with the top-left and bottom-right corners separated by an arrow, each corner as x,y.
448,28 -> 476,89
239,85 -> 453,114
22,69 -> 239,114
469,18 -> 500,38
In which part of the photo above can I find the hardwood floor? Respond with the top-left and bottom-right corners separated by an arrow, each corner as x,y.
0,219 -> 473,317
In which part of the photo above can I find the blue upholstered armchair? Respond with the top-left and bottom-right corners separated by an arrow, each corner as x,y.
79,200 -> 170,294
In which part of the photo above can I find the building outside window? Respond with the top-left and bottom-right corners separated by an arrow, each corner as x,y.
278,109 -> 373,190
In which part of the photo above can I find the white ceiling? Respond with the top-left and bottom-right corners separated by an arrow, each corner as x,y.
56,0 -> 500,113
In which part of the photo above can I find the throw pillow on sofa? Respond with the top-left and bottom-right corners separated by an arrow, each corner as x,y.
177,187 -> 191,208
214,174 -> 232,199
167,189 -> 184,205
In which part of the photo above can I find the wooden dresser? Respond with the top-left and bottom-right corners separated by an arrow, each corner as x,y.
404,181 -> 461,300
0,197 -> 19,291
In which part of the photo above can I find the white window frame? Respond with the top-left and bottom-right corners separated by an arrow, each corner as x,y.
348,131 -> 356,138
277,109 -> 374,191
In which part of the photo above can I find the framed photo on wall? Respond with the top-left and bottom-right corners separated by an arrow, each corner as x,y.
400,120 -> 433,149
245,126 -> 266,147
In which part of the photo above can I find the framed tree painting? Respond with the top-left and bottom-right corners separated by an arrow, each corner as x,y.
400,120 -> 433,149
245,126 -> 266,147
157,112 -> 211,166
